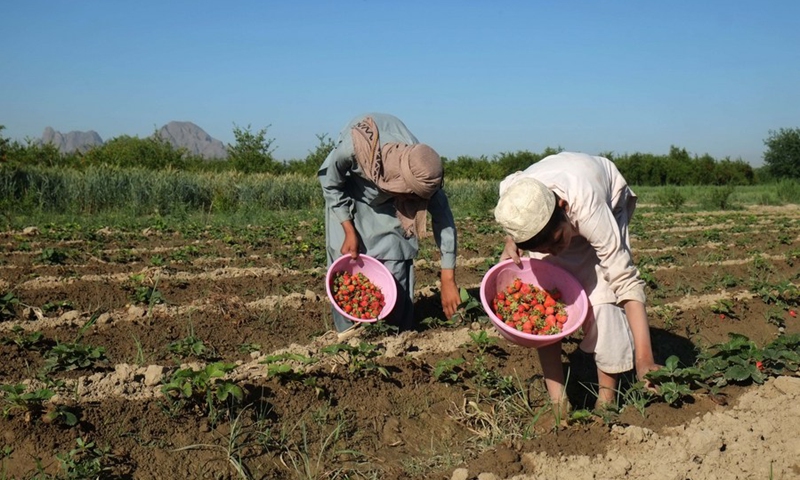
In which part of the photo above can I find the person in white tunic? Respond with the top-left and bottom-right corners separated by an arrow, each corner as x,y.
494,151 -> 660,409
318,113 -> 459,336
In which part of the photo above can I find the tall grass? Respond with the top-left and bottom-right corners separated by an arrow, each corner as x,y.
2,165 -> 799,222
0,165 -> 324,216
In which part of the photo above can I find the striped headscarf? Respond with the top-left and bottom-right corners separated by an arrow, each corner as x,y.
351,116 -> 443,238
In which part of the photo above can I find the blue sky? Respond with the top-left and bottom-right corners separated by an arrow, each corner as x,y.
2,1 -> 798,166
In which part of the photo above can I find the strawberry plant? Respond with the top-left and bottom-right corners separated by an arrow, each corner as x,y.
362,320 -> 400,338
491,278 -> 568,335
261,352 -> 317,380
0,291 -> 19,320
711,299 -> 736,319
321,341 -> 389,378
696,333 -> 766,387
38,247 -> 68,265
1,384 -> 54,419
644,356 -> 702,406
167,330 -> 215,360
44,342 -> 108,373
56,437 -> 114,479
1,326 -> 45,350
432,358 -> 466,384
0,383 -> 77,426
330,271 -> 385,320
161,362 -> 245,419
41,300 -> 74,315
451,287 -> 486,324
758,333 -> 800,375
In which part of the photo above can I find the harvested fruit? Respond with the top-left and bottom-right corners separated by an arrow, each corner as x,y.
331,271 -> 386,320
491,277 -> 568,335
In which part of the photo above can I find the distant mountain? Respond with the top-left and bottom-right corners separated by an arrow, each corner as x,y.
155,121 -> 227,159
41,127 -> 103,154
39,121 -> 228,159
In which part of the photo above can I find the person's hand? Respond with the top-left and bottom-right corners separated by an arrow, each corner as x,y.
636,361 -> 663,392
440,269 -> 460,319
340,220 -> 360,259
499,236 -> 522,265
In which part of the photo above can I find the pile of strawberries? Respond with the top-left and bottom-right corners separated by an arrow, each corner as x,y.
492,277 -> 568,335
331,271 -> 386,320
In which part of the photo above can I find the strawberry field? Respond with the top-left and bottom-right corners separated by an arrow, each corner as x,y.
1,203 -> 799,479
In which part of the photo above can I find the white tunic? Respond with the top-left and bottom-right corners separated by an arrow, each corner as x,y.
499,152 -> 646,306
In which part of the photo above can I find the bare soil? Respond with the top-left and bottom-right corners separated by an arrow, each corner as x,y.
0,205 -> 799,479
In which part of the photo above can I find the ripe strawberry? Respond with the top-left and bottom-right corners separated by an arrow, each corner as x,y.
789,310 -> 797,318
491,277 -> 568,336
332,271 -> 385,320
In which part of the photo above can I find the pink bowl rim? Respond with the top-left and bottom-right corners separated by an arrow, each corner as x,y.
325,254 -> 397,323
480,258 -> 588,344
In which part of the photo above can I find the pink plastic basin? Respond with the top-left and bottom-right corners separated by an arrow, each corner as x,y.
326,254 -> 398,323
480,258 -> 589,348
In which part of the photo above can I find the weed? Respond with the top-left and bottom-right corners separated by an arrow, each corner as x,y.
173,408 -> 253,479
282,420 -> 361,480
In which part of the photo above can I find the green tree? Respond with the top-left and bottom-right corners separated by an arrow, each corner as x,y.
763,127 -> 800,179
0,125 -> 9,162
227,124 -> 281,174
284,133 -> 335,176
82,133 -> 189,169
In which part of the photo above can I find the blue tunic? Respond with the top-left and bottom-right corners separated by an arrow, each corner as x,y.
318,112 -> 457,268
318,113 -> 458,331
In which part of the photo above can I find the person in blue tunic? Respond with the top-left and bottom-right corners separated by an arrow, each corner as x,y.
318,113 -> 460,336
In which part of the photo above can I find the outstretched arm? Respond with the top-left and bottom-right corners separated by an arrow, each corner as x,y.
340,220 -> 360,259
622,299 -> 660,380
440,268 -> 459,319
429,189 -> 460,319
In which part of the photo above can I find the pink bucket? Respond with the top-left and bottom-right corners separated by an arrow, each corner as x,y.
480,258 -> 589,348
325,254 -> 398,323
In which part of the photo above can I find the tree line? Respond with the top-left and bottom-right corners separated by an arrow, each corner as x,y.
1,125 -> 798,186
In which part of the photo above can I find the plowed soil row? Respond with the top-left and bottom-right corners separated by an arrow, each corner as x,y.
0,205 -> 799,479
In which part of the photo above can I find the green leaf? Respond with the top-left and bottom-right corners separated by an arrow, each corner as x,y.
459,287 -> 470,303
724,364 -> 753,382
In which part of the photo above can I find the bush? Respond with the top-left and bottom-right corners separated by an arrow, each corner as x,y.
656,186 -> 686,210
701,185 -> 736,210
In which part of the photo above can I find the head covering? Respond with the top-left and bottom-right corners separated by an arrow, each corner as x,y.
351,116 -> 443,238
494,177 -> 556,243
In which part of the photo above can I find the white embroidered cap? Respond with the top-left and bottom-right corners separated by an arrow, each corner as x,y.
494,177 -> 556,243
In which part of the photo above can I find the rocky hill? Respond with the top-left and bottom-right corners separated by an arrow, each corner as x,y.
41,127 -> 103,154
40,122 -> 228,159
155,121 -> 227,159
